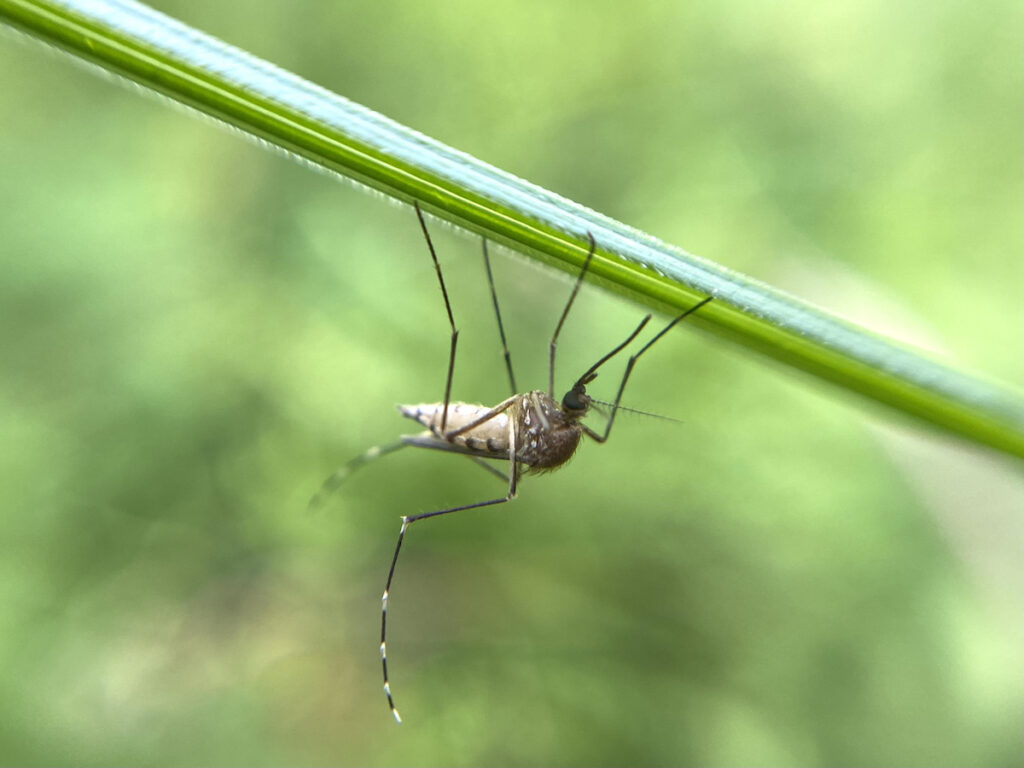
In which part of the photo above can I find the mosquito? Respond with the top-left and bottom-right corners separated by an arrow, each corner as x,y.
313,203 -> 713,723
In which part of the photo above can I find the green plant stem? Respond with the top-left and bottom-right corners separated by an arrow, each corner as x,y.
1,0 -> 1021,457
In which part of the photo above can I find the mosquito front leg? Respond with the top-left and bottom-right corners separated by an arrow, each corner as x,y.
549,233 -> 596,398
589,296 -> 714,444
380,407 -> 519,724
414,202 -> 458,433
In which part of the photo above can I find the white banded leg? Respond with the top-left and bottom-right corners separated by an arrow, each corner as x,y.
381,408 -> 519,723
308,440 -> 408,510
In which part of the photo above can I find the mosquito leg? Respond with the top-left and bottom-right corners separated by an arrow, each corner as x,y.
549,233 -> 596,398
575,314 -> 651,383
589,296 -> 714,444
308,440 -> 408,510
381,408 -> 519,723
380,496 -> 512,723
465,455 -> 510,483
482,239 -> 518,396
414,202 -> 458,433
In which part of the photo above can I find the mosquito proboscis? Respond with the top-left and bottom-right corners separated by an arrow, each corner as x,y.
313,204 -> 713,723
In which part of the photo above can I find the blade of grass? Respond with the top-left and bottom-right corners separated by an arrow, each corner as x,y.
1,0 -> 1021,457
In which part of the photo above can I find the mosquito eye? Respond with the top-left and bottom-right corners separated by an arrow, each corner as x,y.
562,390 -> 587,412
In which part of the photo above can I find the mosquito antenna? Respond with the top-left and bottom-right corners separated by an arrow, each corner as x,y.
482,239 -> 517,396
549,233 -> 596,398
590,296 -> 714,443
414,203 -> 458,433
590,400 -> 685,425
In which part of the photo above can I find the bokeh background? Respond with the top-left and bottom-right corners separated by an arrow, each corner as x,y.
1,1 -> 1021,765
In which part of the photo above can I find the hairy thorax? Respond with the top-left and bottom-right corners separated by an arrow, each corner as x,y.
514,391 -> 583,470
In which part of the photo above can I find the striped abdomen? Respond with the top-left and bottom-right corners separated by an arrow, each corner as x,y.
399,391 -> 584,471
399,401 -> 511,458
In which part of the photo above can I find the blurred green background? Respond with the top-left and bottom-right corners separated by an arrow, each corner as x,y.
1,1 -> 1021,765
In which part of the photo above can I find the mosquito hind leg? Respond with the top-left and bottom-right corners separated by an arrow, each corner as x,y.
309,439 -> 408,510
381,405 -> 520,723
414,203 -> 458,433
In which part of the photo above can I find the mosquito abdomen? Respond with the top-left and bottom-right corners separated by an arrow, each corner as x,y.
399,402 -> 511,454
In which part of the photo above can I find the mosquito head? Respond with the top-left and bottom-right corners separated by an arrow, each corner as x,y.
562,372 -> 597,416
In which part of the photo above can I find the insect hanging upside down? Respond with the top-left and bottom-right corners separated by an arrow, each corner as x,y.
401,387 -> 591,472
312,203 -> 714,723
